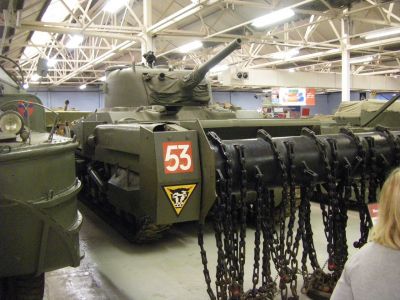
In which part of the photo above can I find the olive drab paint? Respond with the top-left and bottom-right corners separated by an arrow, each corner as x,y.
71,38 -> 325,238
0,66 -> 82,295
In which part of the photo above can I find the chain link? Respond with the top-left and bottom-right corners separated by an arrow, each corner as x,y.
340,128 -> 371,249
200,128 -> 398,300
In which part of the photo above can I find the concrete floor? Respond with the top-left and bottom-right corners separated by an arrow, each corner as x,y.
44,203 -> 362,300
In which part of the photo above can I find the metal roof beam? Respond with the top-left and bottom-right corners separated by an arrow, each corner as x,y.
218,69 -> 400,91
147,0 -> 221,34
19,22 -> 143,42
249,35 -> 400,69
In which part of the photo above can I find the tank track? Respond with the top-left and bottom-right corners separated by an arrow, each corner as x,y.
76,158 -> 170,243
78,193 -> 170,243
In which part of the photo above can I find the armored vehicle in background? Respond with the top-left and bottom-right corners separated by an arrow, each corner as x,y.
44,100 -> 90,134
316,96 -> 400,134
71,38 -> 400,298
334,98 -> 400,127
0,67 -> 82,299
73,38 -> 322,241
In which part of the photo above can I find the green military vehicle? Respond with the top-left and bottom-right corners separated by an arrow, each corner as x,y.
71,38 -> 400,298
72,38 -> 323,241
0,66 -> 82,299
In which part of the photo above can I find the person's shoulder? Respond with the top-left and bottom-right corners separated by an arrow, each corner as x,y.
366,241 -> 400,254
346,243 -> 378,265
352,242 -> 376,256
348,242 -> 399,266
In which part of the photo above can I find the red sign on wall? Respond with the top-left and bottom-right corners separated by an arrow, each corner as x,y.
163,141 -> 194,174
306,88 -> 316,106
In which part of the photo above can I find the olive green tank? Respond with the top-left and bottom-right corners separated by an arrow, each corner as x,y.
72,39 -> 322,242
0,68 -> 82,299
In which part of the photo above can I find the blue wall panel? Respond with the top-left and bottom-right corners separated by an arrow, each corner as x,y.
309,94 -> 328,115
30,89 -> 364,116
375,93 -> 397,100
50,91 -> 101,111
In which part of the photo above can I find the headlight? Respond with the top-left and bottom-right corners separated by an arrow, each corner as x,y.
0,111 -> 24,135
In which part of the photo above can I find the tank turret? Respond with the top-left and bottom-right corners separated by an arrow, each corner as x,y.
104,38 -> 242,108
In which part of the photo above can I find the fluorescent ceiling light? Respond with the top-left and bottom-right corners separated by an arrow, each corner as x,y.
148,3 -> 204,33
251,8 -> 295,28
365,27 -> 400,40
23,83 -> 29,89
79,84 -> 87,90
100,76 -> 106,81
47,58 -> 57,67
178,40 -> 203,53
31,73 -> 41,81
210,64 -> 228,73
103,0 -> 127,13
350,55 -> 374,64
66,35 -> 84,48
270,48 -> 299,60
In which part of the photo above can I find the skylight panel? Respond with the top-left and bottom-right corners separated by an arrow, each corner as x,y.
66,35 -> 84,48
23,32 -> 52,58
21,0 -> 79,61
103,0 -> 127,13
30,31 -> 52,45
41,0 -> 78,23
22,46 -> 40,59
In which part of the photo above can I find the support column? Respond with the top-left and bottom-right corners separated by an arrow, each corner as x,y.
284,23 -> 289,52
341,15 -> 351,102
142,0 -> 154,58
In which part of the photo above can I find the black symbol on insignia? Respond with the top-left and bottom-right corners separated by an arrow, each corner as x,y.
170,188 -> 190,208
163,184 -> 196,216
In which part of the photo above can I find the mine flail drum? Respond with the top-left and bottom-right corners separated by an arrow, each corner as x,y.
198,126 -> 400,299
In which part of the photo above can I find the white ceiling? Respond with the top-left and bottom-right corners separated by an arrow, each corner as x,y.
0,0 -> 399,87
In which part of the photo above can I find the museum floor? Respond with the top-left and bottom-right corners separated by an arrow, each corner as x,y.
44,203 -> 362,300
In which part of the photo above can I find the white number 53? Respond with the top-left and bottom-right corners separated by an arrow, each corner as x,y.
163,142 -> 193,174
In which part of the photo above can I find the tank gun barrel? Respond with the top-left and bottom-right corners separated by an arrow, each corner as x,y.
183,38 -> 242,89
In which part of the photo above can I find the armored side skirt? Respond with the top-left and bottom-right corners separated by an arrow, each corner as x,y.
0,142 -> 82,277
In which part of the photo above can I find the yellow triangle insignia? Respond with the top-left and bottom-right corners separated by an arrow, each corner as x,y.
163,184 -> 197,216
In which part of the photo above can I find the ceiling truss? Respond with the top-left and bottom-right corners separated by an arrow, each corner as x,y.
0,0 -> 399,87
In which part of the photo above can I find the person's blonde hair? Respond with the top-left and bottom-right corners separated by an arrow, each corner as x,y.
371,167 -> 400,249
